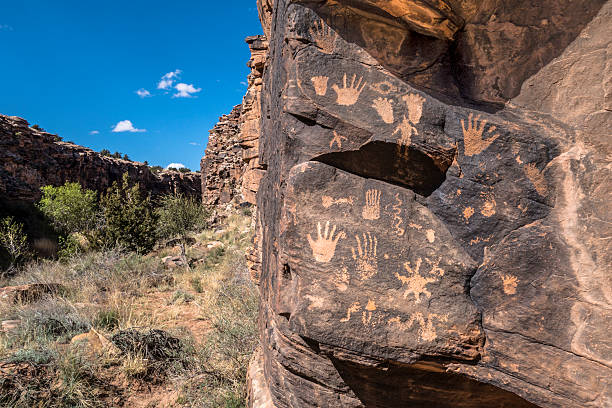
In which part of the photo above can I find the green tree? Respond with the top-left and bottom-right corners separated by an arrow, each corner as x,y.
0,216 -> 28,271
97,173 -> 157,253
100,149 -> 111,157
178,167 -> 191,173
37,182 -> 98,234
150,165 -> 163,174
123,154 -> 130,161
156,194 -> 209,261
112,152 -> 122,159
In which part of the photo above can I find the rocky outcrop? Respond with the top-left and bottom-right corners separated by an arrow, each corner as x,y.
200,105 -> 245,205
0,115 -> 201,202
247,0 -> 611,407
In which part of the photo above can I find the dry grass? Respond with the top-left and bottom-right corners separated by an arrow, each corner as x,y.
0,211 -> 259,407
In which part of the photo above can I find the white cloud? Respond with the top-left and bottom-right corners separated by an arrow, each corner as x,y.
89,130 -> 99,135
157,69 -> 181,90
112,120 -> 146,133
173,83 -> 201,98
188,142 -> 201,146
136,88 -> 151,98
240,81 -> 247,86
166,163 -> 185,170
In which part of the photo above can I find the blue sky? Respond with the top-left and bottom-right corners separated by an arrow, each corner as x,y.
0,1 -> 262,171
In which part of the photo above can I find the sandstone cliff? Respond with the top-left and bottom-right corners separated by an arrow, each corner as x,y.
0,115 -> 201,203
246,0 -> 612,407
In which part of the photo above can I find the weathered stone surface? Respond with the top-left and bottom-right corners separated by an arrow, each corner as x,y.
0,115 -> 201,202
248,0 -> 611,406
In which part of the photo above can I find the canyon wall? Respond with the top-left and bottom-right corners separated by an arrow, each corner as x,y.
247,0 -> 611,407
0,115 -> 201,203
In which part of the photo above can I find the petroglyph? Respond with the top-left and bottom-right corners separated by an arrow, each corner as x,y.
393,116 -> 416,147
307,221 -> 346,263
362,299 -> 377,326
372,97 -> 394,124
502,275 -> 519,295
403,93 -> 425,125
391,193 -> 405,236
340,301 -> 361,322
463,207 -> 475,222
332,74 -> 367,106
369,80 -> 398,95
425,229 -> 435,243
311,76 -> 329,96
309,19 -> 336,54
525,163 -> 548,196
330,130 -> 347,149
336,266 -> 350,292
407,313 -> 448,341
461,113 -> 500,156
321,195 -> 354,208
351,232 -> 378,280
361,189 -> 381,220
480,192 -> 497,217
395,258 -> 439,302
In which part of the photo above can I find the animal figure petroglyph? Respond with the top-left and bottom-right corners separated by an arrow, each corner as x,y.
311,76 -> 329,96
321,195 -> 354,208
332,74 -> 367,106
407,313 -> 448,341
391,193 -> 405,236
461,113 -> 500,156
372,97 -> 394,124
351,232 -> 378,280
309,19 -> 336,54
307,221 -> 346,263
395,258 -> 439,302
361,189 -> 381,220
340,299 -> 377,327
340,301 -> 361,322
330,130 -> 347,149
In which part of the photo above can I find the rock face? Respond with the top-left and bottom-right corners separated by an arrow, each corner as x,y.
247,0 -> 612,407
0,115 -> 201,202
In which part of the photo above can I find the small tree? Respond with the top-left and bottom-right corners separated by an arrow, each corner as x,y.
178,167 -> 191,173
123,154 -> 130,161
100,149 -> 111,157
0,216 -> 28,271
37,182 -> 98,234
156,194 -> 209,261
97,173 -> 157,253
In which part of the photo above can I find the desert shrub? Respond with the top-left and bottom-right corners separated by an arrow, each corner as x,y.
57,234 -> 83,262
37,182 -> 98,234
95,173 -> 157,253
0,216 -> 29,272
156,194 -> 209,260
7,347 -> 57,365
93,308 -> 120,331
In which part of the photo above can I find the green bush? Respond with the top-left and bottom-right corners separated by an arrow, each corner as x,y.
0,216 -> 29,271
95,173 -> 157,254
57,235 -> 82,262
156,194 -> 209,260
37,182 -> 98,234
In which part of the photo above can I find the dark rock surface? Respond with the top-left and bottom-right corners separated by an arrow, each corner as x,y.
247,0 -> 611,407
0,115 -> 201,202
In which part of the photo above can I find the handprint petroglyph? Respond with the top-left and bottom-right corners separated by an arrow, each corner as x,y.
307,221 -> 346,263
372,97 -> 394,124
525,163 -> 548,196
403,93 -> 425,125
391,193 -> 405,237
329,130 -> 347,149
309,19 -> 336,55
395,258 -> 437,303
332,74 -> 367,106
351,232 -> 378,280
311,76 -> 329,96
502,275 -> 519,295
461,113 -> 500,156
361,189 -> 381,220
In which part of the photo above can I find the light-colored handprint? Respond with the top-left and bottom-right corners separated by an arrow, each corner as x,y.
332,74 -> 367,106
402,93 -> 425,125
307,221 -> 346,263
311,76 -> 329,96
524,163 -> 548,196
361,189 -> 381,220
372,97 -> 394,124
351,232 -> 378,280
309,19 -> 336,54
461,113 -> 500,156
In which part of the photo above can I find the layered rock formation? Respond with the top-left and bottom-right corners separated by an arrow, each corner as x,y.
247,0 -> 612,407
0,115 -> 201,202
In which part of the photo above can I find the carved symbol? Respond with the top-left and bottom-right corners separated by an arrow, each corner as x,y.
351,232 -> 378,280
362,299 -> 377,326
369,80 -> 398,95
307,221 -> 346,263
461,113 -> 500,156
501,275 -> 519,295
372,97 -> 394,124
309,19 -> 336,54
524,163 -> 548,196
340,301 -> 361,322
322,195 -> 354,208
391,193 -> 405,237
311,76 -> 329,96
393,116 -> 417,147
332,74 -> 367,106
406,312 -> 448,341
402,93 -> 425,125
361,189 -> 381,220
330,130 -> 347,149
395,258 -> 438,303
463,207 -> 474,222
